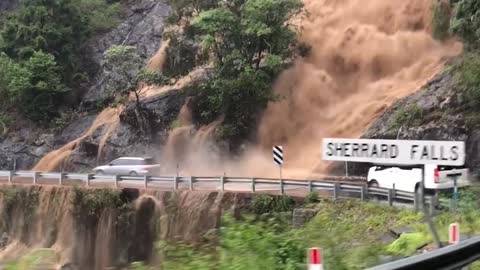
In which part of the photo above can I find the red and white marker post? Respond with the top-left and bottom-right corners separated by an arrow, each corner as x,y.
449,223 -> 460,244
308,247 -> 323,270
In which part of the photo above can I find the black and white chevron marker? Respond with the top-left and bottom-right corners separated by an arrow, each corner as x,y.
273,146 -> 284,166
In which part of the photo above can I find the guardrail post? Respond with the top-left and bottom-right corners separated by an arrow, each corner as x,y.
220,176 -> 225,192
429,198 -> 435,216
173,176 -> 178,191
143,175 -> 148,189
59,173 -> 65,185
251,178 -> 256,193
388,189 -> 393,206
280,178 -> 284,195
33,172 -> 38,185
333,183 -> 339,200
189,177 -> 193,191
114,175 -> 119,188
86,174 -> 93,187
308,181 -> 313,192
8,171 -> 13,184
361,186 -> 367,201
414,194 -> 419,211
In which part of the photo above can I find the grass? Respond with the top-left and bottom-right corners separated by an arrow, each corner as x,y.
292,200 -> 423,269
150,192 -> 480,270
4,248 -> 56,270
388,104 -> 424,132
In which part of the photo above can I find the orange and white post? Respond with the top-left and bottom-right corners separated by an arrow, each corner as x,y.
449,223 -> 460,244
308,247 -> 323,270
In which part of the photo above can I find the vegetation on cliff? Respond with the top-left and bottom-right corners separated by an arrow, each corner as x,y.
0,0 -> 120,122
158,0 -> 304,148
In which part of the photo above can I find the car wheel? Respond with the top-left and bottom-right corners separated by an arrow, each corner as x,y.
95,170 -> 104,175
368,180 -> 379,188
129,171 -> 138,176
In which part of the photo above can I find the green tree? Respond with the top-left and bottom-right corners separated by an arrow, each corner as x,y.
191,8 -> 238,65
190,0 -> 302,147
104,45 -> 144,95
0,0 -> 89,77
78,0 -> 121,32
7,51 -> 67,121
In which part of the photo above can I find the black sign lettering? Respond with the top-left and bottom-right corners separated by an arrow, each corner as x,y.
391,145 -> 398,158
352,143 -> 360,157
361,144 -> 369,157
344,143 -> 350,157
421,146 -> 429,159
410,145 -> 418,159
431,145 -> 438,160
327,143 -> 334,156
451,146 -> 459,161
371,144 -> 378,157
380,144 -> 388,158
440,146 -> 448,161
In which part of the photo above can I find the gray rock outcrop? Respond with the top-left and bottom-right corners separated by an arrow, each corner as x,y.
82,0 -> 172,104
361,64 -> 480,177
0,0 -> 18,12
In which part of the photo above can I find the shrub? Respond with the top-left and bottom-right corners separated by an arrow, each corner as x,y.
104,45 -> 144,94
78,0 -> 121,32
389,104 -> 424,131
0,51 -> 67,122
305,191 -> 319,204
136,68 -> 169,86
450,0 -> 480,48
71,187 -> 125,218
250,194 -> 295,215
458,53 -> 480,109
432,0 -> 451,40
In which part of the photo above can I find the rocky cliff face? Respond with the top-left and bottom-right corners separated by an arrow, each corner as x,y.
0,0 -> 176,172
0,186 -> 252,269
0,0 -> 17,12
81,0 -> 172,104
362,60 -> 480,176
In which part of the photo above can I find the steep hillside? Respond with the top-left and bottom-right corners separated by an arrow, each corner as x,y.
0,0 -> 476,180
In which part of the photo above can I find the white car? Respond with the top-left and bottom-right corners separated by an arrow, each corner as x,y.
367,164 -> 470,193
93,157 -> 161,176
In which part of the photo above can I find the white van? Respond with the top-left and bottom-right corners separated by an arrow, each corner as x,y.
367,164 -> 470,193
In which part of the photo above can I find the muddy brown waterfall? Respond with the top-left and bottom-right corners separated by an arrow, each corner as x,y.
161,0 -> 461,179
256,0 -> 462,177
0,186 -> 252,269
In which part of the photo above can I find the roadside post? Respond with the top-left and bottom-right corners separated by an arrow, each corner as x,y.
447,173 -> 462,211
322,138 -> 466,250
273,146 -> 284,193
449,223 -> 460,244
308,247 -> 323,270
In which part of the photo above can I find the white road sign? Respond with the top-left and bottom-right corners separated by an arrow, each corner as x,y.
322,138 -> 465,166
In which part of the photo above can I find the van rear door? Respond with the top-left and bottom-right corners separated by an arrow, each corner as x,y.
424,164 -> 470,189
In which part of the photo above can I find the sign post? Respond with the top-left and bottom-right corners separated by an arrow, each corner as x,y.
322,138 -> 466,250
449,223 -> 460,244
308,247 -> 323,270
273,146 -> 284,180
447,173 -> 462,211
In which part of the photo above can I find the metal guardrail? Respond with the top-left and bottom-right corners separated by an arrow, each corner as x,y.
369,236 -> 480,270
0,170 -> 436,210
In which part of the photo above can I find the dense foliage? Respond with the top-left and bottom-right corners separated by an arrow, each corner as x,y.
0,0 -> 120,122
188,0 -> 302,147
450,0 -> 480,48
432,0 -> 451,40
